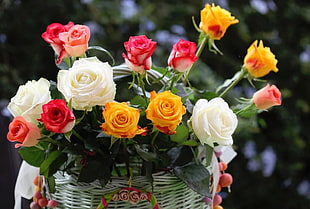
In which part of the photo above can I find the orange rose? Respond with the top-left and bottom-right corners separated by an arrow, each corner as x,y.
145,91 -> 186,135
101,102 -> 147,139
59,24 -> 90,57
253,83 -> 282,110
244,40 -> 279,78
199,3 -> 239,40
7,116 -> 40,148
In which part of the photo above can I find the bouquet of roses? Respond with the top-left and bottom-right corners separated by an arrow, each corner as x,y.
7,3 -> 281,209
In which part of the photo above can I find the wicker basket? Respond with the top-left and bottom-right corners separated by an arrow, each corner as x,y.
50,171 -> 209,209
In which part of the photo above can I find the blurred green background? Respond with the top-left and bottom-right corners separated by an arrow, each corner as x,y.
1,0 -> 309,208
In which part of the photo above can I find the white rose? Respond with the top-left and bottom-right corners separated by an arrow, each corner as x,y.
7,78 -> 51,124
57,57 -> 116,111
190,97 -> 238,147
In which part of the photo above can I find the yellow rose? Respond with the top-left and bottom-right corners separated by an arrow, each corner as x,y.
243,40 -> 279,78
101,102 -> 147,139
199,3 -> 239,40
145,91 -> 186,135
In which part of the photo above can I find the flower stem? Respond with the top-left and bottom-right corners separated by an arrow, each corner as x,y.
72,129 -> 85,142
39,137 -> 62,147
185,34 -> 208,81
151,130 -> 159,146
234,101 -> 255,116
196,34 -> 209,58
219,67 -> 247,98
169,71 -> 183,91
138,74 -> 149,105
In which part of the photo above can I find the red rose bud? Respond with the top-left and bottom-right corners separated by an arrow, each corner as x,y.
38,99 -> 75,133
168,39 -> 198,72
122,35 -> 156,74
41,22 -> 74,64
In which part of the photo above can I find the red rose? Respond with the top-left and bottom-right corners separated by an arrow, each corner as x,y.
168,39 -> 198,72
38,99 -> 75,133
252,83 -> 282,110
122,35 -> 157,74
41,22 -> 74,64
7,116 -> 40,148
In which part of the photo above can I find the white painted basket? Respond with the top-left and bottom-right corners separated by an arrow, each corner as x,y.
51,171 -> 208,209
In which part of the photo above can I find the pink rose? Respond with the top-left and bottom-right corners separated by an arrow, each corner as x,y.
7,116 -> 40,148
118,189 -> 129,201
139,192 -> 148,201
168,39 -> 198,72
41,22 -> 74,64
112,193 -> 120,201
253,83 -> 282,110
129,190 -> 140,204
59,24 -> 90,58
38,99 -> 75,133
122,35 -> 157,74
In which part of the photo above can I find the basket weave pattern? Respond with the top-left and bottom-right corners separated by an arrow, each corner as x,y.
51,171 -> 208,209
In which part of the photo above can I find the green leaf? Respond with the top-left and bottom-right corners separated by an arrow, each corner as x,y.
178,140 -> 199,147
40,150 -> 68,177
87,46 -> 115,65
55,56 -> 70,70
170,125 -> 189,143
18,146 -> 45,167
78,160 -> 111,185
167,146 -> 193,167
134,144 -> 157,162
62,143 -> 84,155
216,70 -> 243,94
46,176 -> 56,193
49,80 -> 65,100
174,162 -> 211,196
64,131 -> 72,141
130,95 -> 147,108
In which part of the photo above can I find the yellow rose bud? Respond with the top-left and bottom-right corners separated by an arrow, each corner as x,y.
101,102 -> 147,139
199,3 -> 239,40
145,91 -> 186,135
244,40 -> 279,78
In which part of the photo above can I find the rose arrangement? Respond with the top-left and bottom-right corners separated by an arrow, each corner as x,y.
7,3 -> 282,209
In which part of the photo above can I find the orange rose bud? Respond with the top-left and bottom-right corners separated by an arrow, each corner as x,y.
244,40 -> 279,78
7,116 -> 40,148
145,91 -> 186,135
199,3 -> 239,40
253,83 -> 282,110
101,102 -> 147,139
